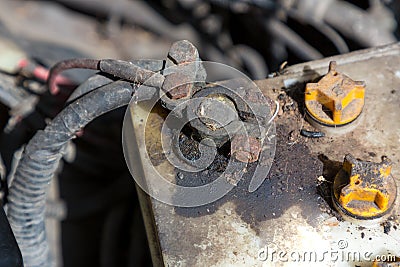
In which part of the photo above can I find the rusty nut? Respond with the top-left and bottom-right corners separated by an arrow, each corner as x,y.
231,135 -> 261,163
162,72 -> 193,99
161,40 -> 202,100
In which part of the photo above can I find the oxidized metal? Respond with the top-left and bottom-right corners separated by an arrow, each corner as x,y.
231,135 -> 261,163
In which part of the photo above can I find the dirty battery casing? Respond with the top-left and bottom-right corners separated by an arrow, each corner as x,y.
124,43 -> 400,267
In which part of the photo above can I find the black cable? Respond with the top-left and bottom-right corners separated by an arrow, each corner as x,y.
229,44 -> 269,79
263,19 -> 323,61
7,80 -> 136,267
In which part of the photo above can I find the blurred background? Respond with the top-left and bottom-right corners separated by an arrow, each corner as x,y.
0,0 -> 398,266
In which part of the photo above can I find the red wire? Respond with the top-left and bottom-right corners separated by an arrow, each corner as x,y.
17,59 -> 75,94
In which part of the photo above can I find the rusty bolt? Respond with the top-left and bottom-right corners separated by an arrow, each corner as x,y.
162,72 -> 193,99
305,61 -> 365,126
333,154 -> 397,219
168,40 -> 199,64
231,135 -> 261,163
162,40 -> 201,100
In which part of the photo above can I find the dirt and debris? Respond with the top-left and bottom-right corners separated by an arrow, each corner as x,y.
383,221 -> 392,235
300,129 -> 325,138
178,131 -> 201,161
175,119 -> 324,229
